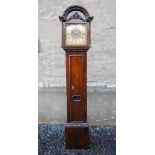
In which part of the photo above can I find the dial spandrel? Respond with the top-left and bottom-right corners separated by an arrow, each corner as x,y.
66,24 -> 87,46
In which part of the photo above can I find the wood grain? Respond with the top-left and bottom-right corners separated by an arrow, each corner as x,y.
65,123 -> 89,149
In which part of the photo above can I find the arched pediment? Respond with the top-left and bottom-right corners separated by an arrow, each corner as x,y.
59,5 -> 93,22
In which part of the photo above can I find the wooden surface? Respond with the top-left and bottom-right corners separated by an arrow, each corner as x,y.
65,51 -> 88,149
66,51 -> 87,123
65,123 -> 89,149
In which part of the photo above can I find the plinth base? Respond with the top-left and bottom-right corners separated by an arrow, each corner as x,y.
65,123 -> 89,149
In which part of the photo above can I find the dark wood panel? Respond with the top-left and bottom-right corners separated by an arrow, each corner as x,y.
65,123 -> 89,149
70,55 -> 83,95
66,52 -> 87,122
70,54 -> 84,122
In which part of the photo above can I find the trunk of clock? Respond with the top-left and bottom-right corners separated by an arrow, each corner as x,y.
65,51 -> 88,149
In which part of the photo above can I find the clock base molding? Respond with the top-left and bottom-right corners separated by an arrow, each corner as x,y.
65,123 -> 89,149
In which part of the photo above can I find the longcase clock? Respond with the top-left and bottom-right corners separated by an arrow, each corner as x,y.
59,5 -> 93,149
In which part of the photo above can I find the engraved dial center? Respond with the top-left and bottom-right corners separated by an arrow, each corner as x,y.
71,28 -> 81,39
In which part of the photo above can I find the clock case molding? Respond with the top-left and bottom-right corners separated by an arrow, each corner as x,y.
59,5 -> 93,51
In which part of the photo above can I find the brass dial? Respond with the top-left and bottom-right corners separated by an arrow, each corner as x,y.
66,24 -> 87,46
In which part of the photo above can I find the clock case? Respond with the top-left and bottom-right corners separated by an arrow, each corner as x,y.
59,5 -> 93,149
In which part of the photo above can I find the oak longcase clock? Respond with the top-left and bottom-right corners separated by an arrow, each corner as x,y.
59,5 -> 93,149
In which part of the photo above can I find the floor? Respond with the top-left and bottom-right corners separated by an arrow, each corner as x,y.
38,124 -> 116,155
